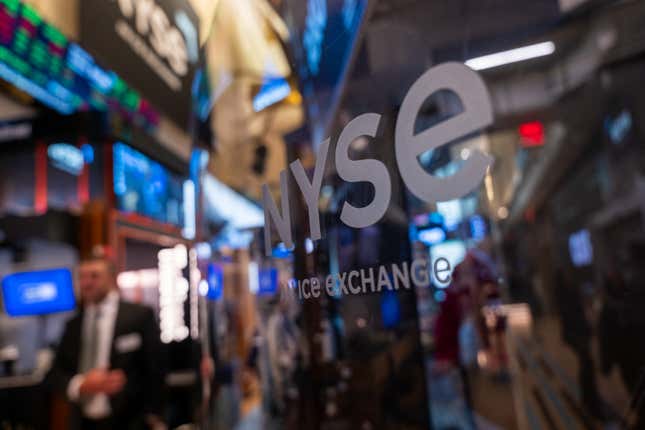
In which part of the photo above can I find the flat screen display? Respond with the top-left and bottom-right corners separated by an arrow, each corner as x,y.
113,142 -> 184,227
2,268 -> 76,316
258,268 -> 278,296
206,263 -> 223,301
568,229 -> 593,267
0,0 -> 158,127
417,227 -> 446,246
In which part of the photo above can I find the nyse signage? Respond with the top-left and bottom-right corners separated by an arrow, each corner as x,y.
263,62 -> 494,255
80,0 -> 199,128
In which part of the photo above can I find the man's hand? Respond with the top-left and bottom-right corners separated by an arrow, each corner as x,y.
104,369 -> 126,395
79,368 -> 127,396
145,414 -> 167,430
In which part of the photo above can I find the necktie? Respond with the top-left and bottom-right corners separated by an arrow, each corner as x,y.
80,309 -> 100,372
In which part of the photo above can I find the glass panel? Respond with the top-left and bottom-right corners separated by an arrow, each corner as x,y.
1,1 -> 645,429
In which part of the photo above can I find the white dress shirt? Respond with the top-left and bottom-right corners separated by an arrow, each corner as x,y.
67,290 -> 120,419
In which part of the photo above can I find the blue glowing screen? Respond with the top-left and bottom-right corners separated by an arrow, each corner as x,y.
2,268 -> 76,317
258,268 -> 278,296
113,142 -> 184,226
206,263 -> 224,301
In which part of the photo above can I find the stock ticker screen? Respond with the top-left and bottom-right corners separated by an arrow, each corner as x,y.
0,0 -> 158,127
113,142 -> 185,227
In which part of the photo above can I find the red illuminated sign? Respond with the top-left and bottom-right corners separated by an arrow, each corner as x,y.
519,121 -> 545,147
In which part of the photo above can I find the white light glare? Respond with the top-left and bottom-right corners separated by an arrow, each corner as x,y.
465,41 -> 555,71
198,279 -> 209,297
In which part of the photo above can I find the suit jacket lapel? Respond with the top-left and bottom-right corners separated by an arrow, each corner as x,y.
110,300 -> 125,367
68,312 -> 84,372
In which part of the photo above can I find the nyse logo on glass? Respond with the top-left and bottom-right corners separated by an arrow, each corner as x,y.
263,62 -> 493,256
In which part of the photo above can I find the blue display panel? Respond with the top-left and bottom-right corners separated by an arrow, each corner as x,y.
284,0 -> 368,143
252,76 -> 291,112
258,268 -> 278,296
417,227 -> 446,246
206,263 -> 223,301
0,0 -> 158,128
380,290 -> 401,328
569,229 -> 593,267
2,268 -> 76,316
468,214 -> 488,242
113,142 -> 185,227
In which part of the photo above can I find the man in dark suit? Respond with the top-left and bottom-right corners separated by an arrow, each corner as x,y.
50,257 -> 167,430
